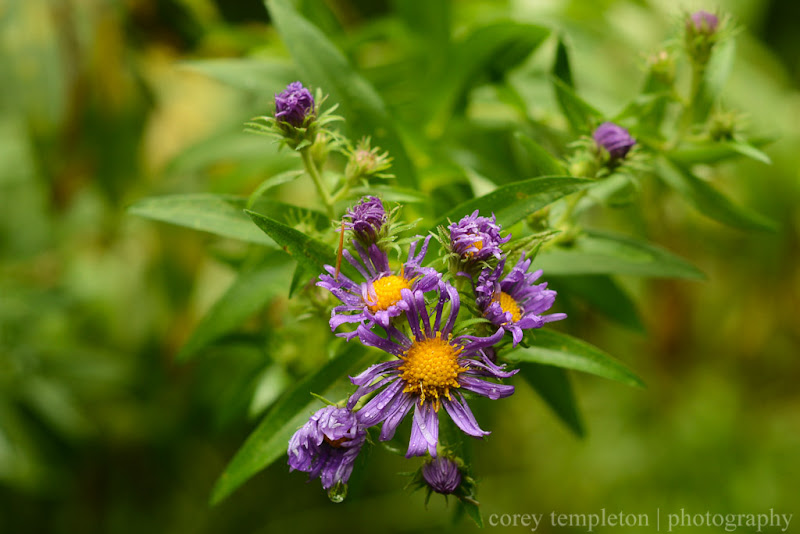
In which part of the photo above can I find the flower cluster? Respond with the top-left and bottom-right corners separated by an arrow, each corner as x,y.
288,196 -> 565,500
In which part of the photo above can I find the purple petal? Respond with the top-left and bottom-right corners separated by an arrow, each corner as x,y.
442,393 -> 489,438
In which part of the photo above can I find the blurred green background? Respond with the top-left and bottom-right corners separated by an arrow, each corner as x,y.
1,0 -> 798,533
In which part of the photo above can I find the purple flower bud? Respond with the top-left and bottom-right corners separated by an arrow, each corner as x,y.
593,122 -> 636,160
275,81 -> 315,127
287,405 -> 366,491
422,456 -> 462,494
344,196 -> 386,244
689,10 -> 719,34
449,210 -> 510,263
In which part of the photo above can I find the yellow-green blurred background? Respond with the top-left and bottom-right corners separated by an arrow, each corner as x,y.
1,0 -> 798,533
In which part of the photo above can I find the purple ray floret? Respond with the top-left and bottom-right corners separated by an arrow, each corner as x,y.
346,282 -> 516,458
317,236 -> 440,339
422,456 -> 462,494
475,254 -> 567,346
593,122 -> 636,160
344,196 -> 386,243
449,210 -> 510,263
275,81 -> 315,127
287,405 -> 366,490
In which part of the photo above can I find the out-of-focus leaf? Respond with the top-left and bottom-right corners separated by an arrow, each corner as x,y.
658,158 -> 777,231
427,21 -> 550,135
266,0 -> 417,188
668,137 -> 773,165
347,185 -> 428,204
518,363 -> 585,438
552,35 -> 573,87
210,343 -> 375,504
178,259 -> 293,361
245,210 -> 353,279
694,38 -> 736,121
535,231 -> 705,279
727,141 -> 772,165
129,194 -> 276,245
434,176 -> 591,230
513,132 -> 564,177
553,275 -> 644,332
392,0 -> 450,50
0,117 -> 35,185
179,58 -> 297,94
551,77 -> 602,133
508,330 -> 644,388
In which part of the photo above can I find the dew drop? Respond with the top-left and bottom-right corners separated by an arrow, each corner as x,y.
327,481 -> 348,503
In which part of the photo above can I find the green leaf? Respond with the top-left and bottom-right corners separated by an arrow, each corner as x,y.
427,21 -> 550,136
245,210 -> 353,279
536,231 -> 704,279
129,194 -> 276,245
518,363 -> 585,438
266,0 -> 417,188
434,176 -> 591,230
551,77 -> 602,133
210,343 -> 375,505
552,35 -> 574,88
553,275 -> 644,332
179,58 -> 297,94
668,137 -> 774,165
726,140 -> 772,165
658,158 -> 777,232
178,259 -> 293,361
513,132 -> 564,177
508,330 -> 644,388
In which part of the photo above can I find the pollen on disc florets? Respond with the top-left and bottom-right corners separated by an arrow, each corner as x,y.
367,275 -> 411,312
495,291 -> 522,323
399,333 -> 466,411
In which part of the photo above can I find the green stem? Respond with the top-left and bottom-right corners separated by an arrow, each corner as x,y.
301,148 -> 334,218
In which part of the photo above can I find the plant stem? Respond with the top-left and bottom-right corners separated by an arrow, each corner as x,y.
301,148 -> 334,218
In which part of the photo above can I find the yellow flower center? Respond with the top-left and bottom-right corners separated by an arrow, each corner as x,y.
367,275 -> 412,312
495,291 -> 522,323
398,333 -> 466,411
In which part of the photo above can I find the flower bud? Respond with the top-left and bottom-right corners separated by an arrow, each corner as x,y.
275,81 -> 315,127
592,122 -> 636,161
422,456 -> 462,495
343,196 -> 386,245
688,10 -> 719,35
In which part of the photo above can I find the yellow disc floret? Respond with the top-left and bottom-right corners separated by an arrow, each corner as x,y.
495,291 -> 522,323
367,275 -> 412,312
398,333 -> 466,411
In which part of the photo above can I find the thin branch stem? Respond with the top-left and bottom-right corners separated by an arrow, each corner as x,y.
300,148 -> 334,218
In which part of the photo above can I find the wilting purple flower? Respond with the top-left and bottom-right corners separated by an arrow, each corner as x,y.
593,122 -> 636,160
343,196 -> 386,244
449,210 -> 510,263
475,255 -> 567,346
422,456 -> 462,494
347,282 -> 516,458
689,10 -> 719,34
287,405 -> 366,491
317,236 -> 440,339
275,81 -> 315,127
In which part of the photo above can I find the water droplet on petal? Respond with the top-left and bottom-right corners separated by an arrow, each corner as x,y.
327,481 -> 348,503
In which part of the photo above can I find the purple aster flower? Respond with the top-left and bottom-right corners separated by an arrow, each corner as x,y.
475,255 -> 567,347
593,122 -> 636,160
346,282 -> 516,458
287,405 -> 366,491
449,210 -> 510,263
275,81 -> 315,127
317,236 -> 440,339
689,10 -> 719,34
343,196 -> 386,244
422,456 -> 462,495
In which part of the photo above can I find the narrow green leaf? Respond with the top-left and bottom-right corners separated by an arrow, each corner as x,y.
508,330 -> 644,388
434,176 -> 592,230
245,210 -> 344,278
658,158 -> 777,232
551,77 -> 602,133
535,231 -> 705,279
668,137 -> 773,165
266,0 -> 417,187
129,194 -> 276,245
178,259 -> 293,361
727,140 -> 772,165
518,363 -> 585,438
553,275 -> 645,332
552,35 -> 574,88
179,58 -> 297,94
513,132 -> 564,177
210,343 -> 375,504
427,21 -> 550,135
